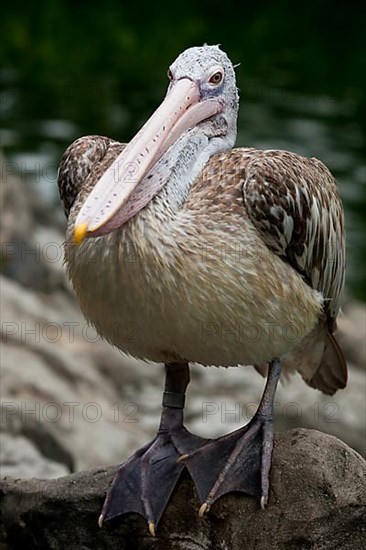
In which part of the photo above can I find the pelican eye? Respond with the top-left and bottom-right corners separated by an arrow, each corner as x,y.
209,71 -> 223,85
167,68 -> 173,81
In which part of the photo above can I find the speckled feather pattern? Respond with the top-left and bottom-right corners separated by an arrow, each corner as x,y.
241,150 -> 345,325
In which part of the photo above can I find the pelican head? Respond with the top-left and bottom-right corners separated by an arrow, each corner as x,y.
167,45 -> 239,145
74,45 -> 239,242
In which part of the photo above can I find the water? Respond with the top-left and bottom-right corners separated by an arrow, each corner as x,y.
1,1 -> 365,299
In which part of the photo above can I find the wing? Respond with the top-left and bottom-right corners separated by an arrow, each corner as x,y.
243,150 -> 345,326
57,135 -> 125,218
242,149 -> 346,394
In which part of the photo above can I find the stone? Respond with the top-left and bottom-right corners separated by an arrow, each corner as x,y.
0,433 -> 69,479
0,429 -> 365,549
0,275 -> 158,474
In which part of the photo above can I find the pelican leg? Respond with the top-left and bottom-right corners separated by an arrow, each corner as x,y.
179,359 -> 282,515
99,362 -> 207,535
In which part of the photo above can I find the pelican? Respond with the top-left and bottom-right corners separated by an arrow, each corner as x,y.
58,45 -> 346,536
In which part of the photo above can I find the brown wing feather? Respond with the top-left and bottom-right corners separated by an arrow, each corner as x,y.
57,135 -> 124,217
242,150 -> 345,323
242,149 -> 346,393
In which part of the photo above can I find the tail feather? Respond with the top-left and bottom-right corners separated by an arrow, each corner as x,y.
272,323 -> 348,396
305,331 -> 347,395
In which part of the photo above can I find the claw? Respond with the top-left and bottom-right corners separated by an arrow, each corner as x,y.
98,514 -> 104,528
176,453 -> 189,464
148,522 -> 156,537
198,502 -> 209,517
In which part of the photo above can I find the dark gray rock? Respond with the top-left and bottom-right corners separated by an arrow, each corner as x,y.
1,429 -> 365,550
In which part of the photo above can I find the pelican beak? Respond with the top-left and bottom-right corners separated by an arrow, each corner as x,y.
73,78 -> 222,242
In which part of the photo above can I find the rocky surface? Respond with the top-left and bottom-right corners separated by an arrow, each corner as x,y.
0,274 -> 159,475
0,433 -> 69,479
1,429 -> 365,550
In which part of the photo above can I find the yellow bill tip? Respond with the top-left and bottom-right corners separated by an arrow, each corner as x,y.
74,222 -> 88,245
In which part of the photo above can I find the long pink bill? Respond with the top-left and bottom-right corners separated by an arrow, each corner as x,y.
74,78 -> 222,243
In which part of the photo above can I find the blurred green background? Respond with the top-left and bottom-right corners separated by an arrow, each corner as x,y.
1,0 -> 365,299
